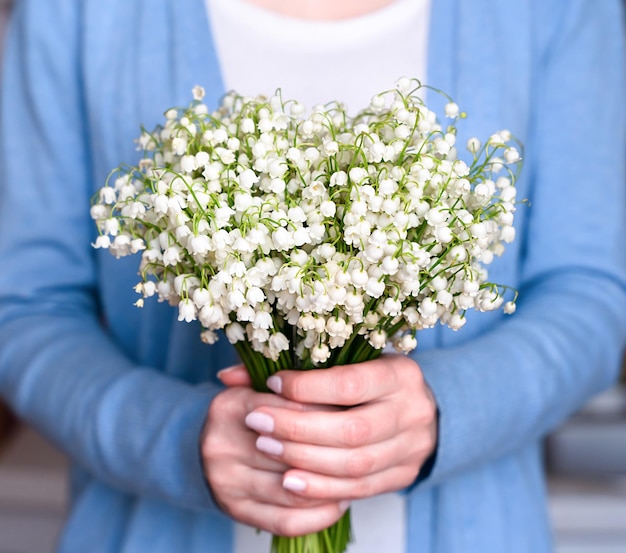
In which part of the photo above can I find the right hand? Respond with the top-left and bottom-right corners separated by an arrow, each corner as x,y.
200,365 -> 349,537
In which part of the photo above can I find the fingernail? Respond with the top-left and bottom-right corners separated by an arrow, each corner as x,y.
283,475 -> 307,492
245,412 -> 274,433
217,365 -> 239,379
266,375 -> 282,394
256,436 -> 284,456
339,500 -> 351,512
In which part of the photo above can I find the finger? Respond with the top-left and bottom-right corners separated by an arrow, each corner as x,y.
255,433 -> 420,478
208,386 -> 309,427
229,498 -> 350,537
281,465 -> 419,501
267,354 -> 419,406
203,426 -> 289,473
245,400 -> 403,447
217,365 -> 252,387
256,425 -> 435,480
224,465 -> 340,509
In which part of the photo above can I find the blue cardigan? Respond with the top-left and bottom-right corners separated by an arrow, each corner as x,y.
1,1 -> 625,552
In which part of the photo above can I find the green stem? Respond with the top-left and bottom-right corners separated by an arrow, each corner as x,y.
234,331 -> 386,553
235,324 -> 392,553
271,510 -> 352,553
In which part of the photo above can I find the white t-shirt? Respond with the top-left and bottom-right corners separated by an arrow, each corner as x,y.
204,0 -> 431,551
206,0 -> 430,113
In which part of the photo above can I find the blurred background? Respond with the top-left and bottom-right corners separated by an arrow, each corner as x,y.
0,1 -> 625,552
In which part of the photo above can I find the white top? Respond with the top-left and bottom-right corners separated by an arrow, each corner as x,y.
206,0 -> 431,113
204,0 -> 431,551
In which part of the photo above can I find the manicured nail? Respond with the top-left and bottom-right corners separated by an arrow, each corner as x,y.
256,436 -> 284,456
245,412 -> 274,433
216,365 -> 239,379
339,500 -> 351,512
283,475 -> 307,492
266,375 -> 282,394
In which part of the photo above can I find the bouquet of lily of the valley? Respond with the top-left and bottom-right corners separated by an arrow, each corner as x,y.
91,78 -> 521,553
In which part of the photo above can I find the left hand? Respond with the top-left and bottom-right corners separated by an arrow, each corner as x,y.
219,354 -> 438,502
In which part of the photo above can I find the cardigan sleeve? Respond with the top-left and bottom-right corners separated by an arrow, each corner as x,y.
413,0 -> 626,489
0,0 -> 222,513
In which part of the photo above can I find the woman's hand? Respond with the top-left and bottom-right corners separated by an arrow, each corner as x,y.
200,373 -> 349,537
241,355 -> 438,501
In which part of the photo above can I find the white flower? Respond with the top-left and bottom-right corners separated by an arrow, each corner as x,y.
304,147 -> 320,163
380,256 -> 399,275
370,94 -> 386,110
478,289 -> 503,311
349,167 -> 368,183
225,322 -> 246,344
463,280 -> 480,294
504,147 -> 520,163
199,304 -> 226,327
501,226 -> 516,243
240,118 -> 255,134
397,76 -> 415,93
188,234 -> 211,255
272,227 -> 295,250
153,194 -> 169,214
192,288 -> 212,308
326,316 -> 349,337
350,268 -> 368,288
448,313 -> 467,330
268,332 -> 290,358
180,155 -> 197,173
192,85 -> 205,101
130,239 -> 146,253
99,187 -> 117,204
418,297 -> 438,317
311,343 -> 331,364
246,286 -> 265,306
368,329 -> 387,349
320,200 -> 336,218
235,169 -> 257,191
200,330 -> 219,344
162,246 -> 182,266
436,290 -> 453,307
253,310 -> 273,330
344,290 -> 364,311
157,280 -> 173,301
234,192 -> 255,212
171,137 -> 187,156
382,297 -> 402,316
444,102 -> 460,118
142,281 -> 157,297
500,186 -> 517,203
394,334 -> 417,353
365,278 -> 385,298
174,274 -> 200,296
435,226 -> 453,244
287,206 -> 307,223
94,84 -> 520,359
92,235 -> 111,249
323,140 -> 339,156
470,222 -> 487,238
90,204 -> 109,220
237,305 -> 256,322
436,140 -> 451,156
426,208 -> 445,226
110,234 -> 132,257
503,301 -> 517,314
178,299 -> 197,323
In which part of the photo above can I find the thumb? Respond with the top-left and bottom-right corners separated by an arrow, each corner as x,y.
217,364 -> 253,387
